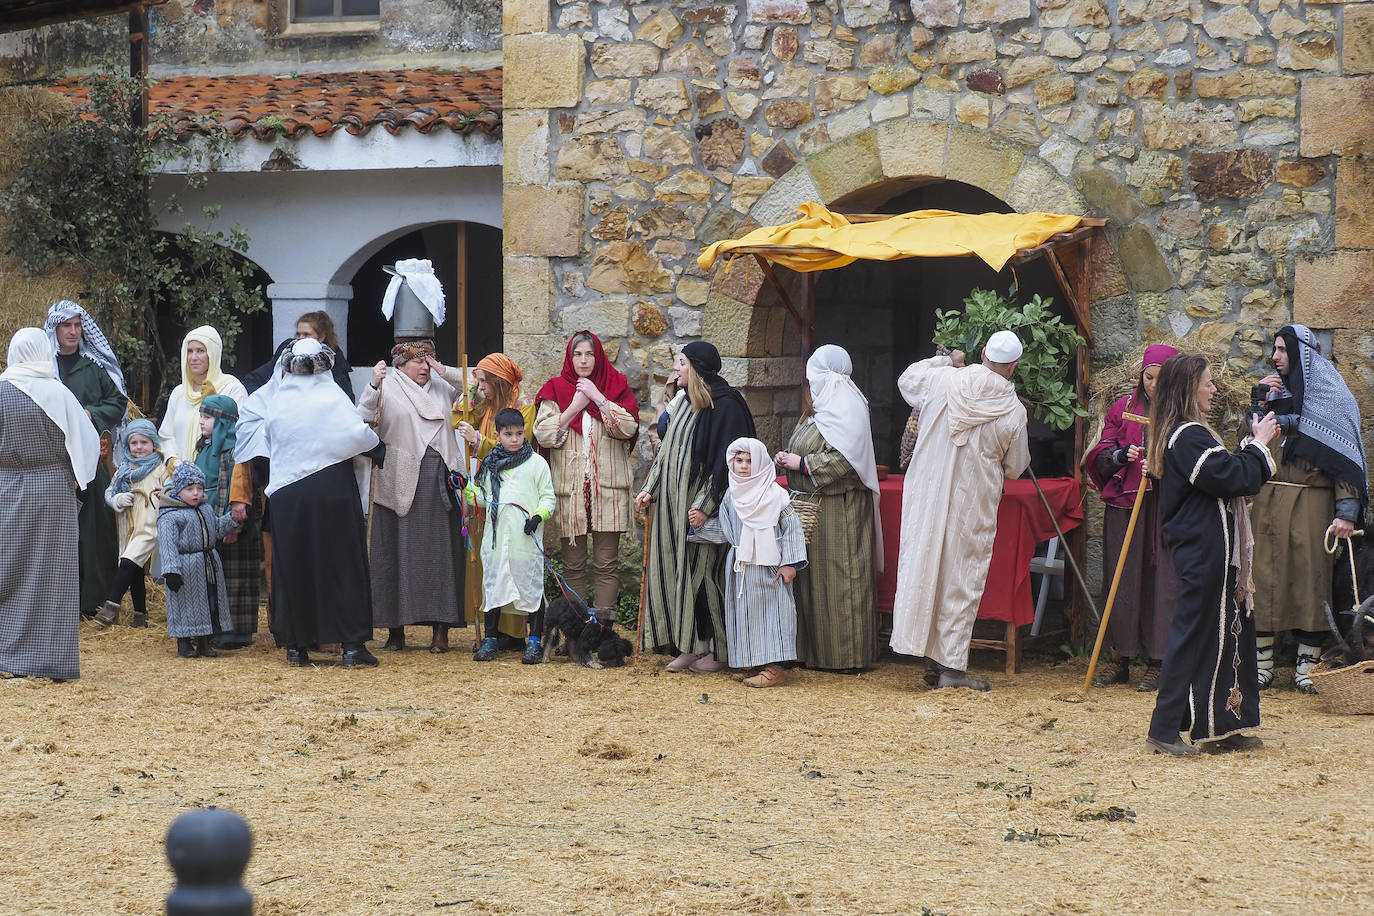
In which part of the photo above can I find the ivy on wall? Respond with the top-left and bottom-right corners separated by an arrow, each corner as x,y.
1,70 -> 265,414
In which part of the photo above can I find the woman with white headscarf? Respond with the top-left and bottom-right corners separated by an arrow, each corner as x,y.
236,338 -> 384,668
774,344 -> 882,674
159,325 -> 248,462
0,328 -> 101,680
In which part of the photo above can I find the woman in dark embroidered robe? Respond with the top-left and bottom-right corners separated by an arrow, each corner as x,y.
1144,354 -> 1279,756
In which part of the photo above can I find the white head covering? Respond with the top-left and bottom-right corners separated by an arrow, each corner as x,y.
805,345 -> 884,571
984,330 -> 1024,363
234,338 -> 379,498
727,437 -> 790,567
1,328 -> 101,487
44,300 -> 127,395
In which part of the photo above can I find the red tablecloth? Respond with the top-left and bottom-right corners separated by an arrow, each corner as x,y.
876,475 -> 1083,626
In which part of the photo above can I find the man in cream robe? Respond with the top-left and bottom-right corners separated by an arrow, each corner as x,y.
890,331 -> 1030,691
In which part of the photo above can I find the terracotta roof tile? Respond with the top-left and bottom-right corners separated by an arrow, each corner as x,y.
51,67 -> 501,141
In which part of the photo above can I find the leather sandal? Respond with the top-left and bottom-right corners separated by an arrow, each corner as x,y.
731,667 -> 759,682
743,664 -> 786,688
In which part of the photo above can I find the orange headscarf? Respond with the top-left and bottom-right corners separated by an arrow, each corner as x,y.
475,353 -> 523,437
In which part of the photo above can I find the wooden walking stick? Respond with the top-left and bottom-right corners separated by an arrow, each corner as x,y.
1083,411 -> 1150,692
634,505 -> 652,665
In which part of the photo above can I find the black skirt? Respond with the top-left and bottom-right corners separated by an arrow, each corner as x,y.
269,460 -> 373,647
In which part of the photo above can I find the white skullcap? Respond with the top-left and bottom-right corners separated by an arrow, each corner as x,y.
291,337 -> 324,357
984,330 -> 1023,363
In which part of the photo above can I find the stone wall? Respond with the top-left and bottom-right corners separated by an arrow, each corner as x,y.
502,0 -> 1374,478
0,0 -> 501,80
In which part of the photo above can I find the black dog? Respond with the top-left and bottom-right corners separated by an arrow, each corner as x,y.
540,595 -> 632,668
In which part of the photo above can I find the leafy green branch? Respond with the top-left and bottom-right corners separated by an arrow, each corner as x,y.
932,289 -> 1088,432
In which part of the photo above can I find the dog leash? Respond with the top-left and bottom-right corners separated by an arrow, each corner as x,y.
1324,525 -> 1366,608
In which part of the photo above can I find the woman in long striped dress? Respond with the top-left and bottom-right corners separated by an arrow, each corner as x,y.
775,345 -> 882,674
635,342 -> 755,671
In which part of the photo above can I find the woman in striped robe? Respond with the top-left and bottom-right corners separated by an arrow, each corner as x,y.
636,342 -> 755,671
776,345 -> 882,674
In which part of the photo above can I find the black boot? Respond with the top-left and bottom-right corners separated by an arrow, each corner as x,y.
176,638 -> 196,658
196,635 -> 217,658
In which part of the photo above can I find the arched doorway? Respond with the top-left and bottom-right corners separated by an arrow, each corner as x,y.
345,222 -> 503,371
816,179 -> 1075,476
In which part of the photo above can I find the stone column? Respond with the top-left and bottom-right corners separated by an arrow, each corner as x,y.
501,1 -> 585,387
266,282 -> 353,352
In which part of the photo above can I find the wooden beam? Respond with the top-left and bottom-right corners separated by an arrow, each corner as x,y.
129,4 -> 148,130
0,0 -> 166,34
751,253 -> 806,336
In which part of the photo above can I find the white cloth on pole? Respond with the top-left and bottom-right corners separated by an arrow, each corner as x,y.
381,258 -> 446,326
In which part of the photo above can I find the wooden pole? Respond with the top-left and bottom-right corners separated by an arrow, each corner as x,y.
1082,411 -> 1150,692
634,506 -> 652,665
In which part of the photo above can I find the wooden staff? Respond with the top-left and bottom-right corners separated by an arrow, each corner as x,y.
1083,410 -> 1150,692
634,506 -> 652,665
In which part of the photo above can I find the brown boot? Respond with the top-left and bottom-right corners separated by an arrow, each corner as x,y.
429,625 -> 449,654
94,600 -> 120,627
743,664 -> 787,688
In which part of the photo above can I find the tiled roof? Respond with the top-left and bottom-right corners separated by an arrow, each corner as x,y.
52,67 -> 501,141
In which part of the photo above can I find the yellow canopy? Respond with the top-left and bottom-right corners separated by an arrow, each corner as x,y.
698,203 -> 1084,274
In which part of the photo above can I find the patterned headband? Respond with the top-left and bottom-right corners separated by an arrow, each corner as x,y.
391,339 -> 436,365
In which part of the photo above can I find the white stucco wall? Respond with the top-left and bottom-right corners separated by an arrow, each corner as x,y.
152,163 -> 501,351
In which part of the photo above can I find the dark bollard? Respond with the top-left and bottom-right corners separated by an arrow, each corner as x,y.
165,808 -> 253,916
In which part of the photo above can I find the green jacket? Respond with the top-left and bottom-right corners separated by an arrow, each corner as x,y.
59,356 -> 125,435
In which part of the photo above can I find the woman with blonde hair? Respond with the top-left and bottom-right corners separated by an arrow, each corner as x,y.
635,341 -> 755,671
1144,353 -> 1279,756
454,352 -> 537,641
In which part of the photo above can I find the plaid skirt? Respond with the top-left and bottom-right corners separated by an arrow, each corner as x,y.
219,514 -> 262,639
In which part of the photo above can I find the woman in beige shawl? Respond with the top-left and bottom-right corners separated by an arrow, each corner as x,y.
359,339 -> 467,652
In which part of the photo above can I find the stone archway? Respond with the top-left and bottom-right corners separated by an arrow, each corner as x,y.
699,119 -> 1133,450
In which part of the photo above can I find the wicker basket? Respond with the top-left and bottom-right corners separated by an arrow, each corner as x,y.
788,490 -> 821,544
1307,659 -> 1374,715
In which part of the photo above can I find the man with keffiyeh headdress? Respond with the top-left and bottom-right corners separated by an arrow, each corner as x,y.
1251,324 -> 1367,694
45,300 -> 128,616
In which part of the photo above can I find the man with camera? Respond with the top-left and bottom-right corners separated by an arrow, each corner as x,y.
1250,324 -> 1367,693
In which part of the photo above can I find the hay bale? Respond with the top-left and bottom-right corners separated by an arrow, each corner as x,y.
1088,333 -> 1252,435
0,86 -> 85,360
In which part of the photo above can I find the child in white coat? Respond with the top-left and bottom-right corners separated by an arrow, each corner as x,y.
461,407 -> 556,664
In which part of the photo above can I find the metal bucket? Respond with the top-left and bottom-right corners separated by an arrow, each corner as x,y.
383,265 -> 435,339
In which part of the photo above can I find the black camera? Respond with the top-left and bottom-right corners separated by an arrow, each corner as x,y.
1249,384 -> 1271,423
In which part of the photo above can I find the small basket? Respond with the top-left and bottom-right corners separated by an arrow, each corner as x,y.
788,490 -> 821,544
1307,659 -> 1374,715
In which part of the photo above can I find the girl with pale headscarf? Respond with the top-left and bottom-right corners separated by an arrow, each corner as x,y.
0,327 -> 101,680
159,326 -> 248,461
774,344 -> 883,674
689,438 -> 807,688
